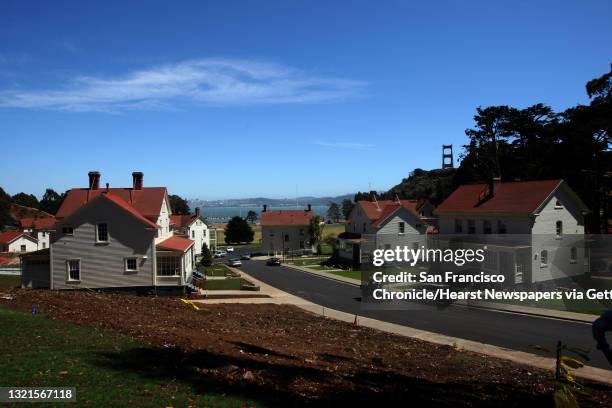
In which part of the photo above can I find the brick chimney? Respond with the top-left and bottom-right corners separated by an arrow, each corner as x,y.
307,204 -> 312,212
195,207 -> 201,218
132,172 -> 143,190
88,171 -> 100,190
263,205 -> 267,212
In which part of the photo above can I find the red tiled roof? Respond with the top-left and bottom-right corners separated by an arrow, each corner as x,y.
170,214 -> 196,228
56,187 -> 167,221
261,210 -> 313,226
0,255 -> 20,265
99,194 -> 159,229
0,230 -> 35,244
19,217 -> 57,230
435,179 -> 563,215
156,235 -> 194,252
357,199 -> 423,228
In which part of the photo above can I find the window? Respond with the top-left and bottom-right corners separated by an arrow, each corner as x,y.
362,223 -> 366,233
96,223 -> 108,243
284,234 -> 289,242
191,230 -> 195,238
203,230 -> 207,237
20,245 -> 26,252
42,231 -> 46,237
67,259 -> 80,281
483,220 -> 492,234
483,251 -> 498,270
42,243 -> 46,249
540,250 -> 548,266
156,256 -> 180,276
497,220 -> 507,234
62,226 -> 74,235
556,221 -> 563,237
555,200 -> 563,209
454,219 -> 463,233
398,222 -> 405,234
299,229 -> 304,236
467,220 -> 476,234
125,258 -> 138,272
570,247 -> 577,264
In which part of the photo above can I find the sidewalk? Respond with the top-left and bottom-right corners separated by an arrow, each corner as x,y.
192,268 -> 612,385
284,262 -> 599,323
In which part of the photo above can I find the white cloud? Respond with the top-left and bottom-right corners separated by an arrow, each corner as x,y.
0,58 -> 366,113
314,141 -> 375,150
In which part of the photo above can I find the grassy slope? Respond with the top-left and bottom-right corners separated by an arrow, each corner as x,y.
0,307 -> 259,407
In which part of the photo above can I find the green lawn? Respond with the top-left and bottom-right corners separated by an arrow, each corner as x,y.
199,263 -> 238,277
203,278 -> 243,290
0,275 -> 20,288
0,307 -> 259,407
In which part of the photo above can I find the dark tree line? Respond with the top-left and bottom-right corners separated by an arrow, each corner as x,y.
0,187 -> 66,230
354,67 -> 611,233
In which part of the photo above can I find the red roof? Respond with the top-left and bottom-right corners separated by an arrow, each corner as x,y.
0,255 -> 20,265
0,230 -> 34,244
156,235 -> 194,252
56,187 -> 167,221
19,217 -> 57,230
357,199 -> 424,228
99,194 -> 159,229
435,179 -> 563,215
170,214 -> 197,228
261,210 -> 313,226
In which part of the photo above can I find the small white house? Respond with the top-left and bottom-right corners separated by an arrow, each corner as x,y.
170,207 -> 210,255
435,179 -> 589,285
0,231 -> 38,253
20,217 -> 56,250
339,198 -> 435,264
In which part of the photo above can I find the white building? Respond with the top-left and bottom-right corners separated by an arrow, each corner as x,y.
0,231 -> 38,253
339,198 -> 435,265
435,179 -> 589,285
170,207 -> 210,255
20,217 -> 56,250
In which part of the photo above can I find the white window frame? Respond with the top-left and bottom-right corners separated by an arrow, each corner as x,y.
398,222 -> 405,234
96,223 -> 109,243
555,220 -> 563,239
554,199 -> 563,209
125,257 -> 139,272
66,259 -> 81,281
540,250 -> 548,267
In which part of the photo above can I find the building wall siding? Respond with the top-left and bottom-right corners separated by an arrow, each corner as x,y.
51,198 -> 156,290
262,225 -> 311,254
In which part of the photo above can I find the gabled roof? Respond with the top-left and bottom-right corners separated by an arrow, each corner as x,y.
356,199 -> 425,228
170,214 -> 198,228
434,179 -> 572,215
56,187 -> 167,221
19,217 -> 57,230
99,194 -> 159,229
156,235 -> 194,252
261,210 -> 313,226
0,230 -> 36,245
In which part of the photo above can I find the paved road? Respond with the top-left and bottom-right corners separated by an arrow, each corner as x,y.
230,254 -> 610,370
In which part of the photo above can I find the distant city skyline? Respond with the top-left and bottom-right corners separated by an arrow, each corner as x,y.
1,1 -> 610,199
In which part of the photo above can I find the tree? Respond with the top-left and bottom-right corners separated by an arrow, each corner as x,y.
39,188 -> 65,215
169,195 -> 190,215
341,199 -> 355,220
200,242 -> 213,267
308,215 -> 324,252
326,202 -> 340,223
245,210 -> 258,224
11,192 -> 39,209
0,187 -> 12,230
224,216 -> 254,244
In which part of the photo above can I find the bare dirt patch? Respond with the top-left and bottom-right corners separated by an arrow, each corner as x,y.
1,289 -> 610,407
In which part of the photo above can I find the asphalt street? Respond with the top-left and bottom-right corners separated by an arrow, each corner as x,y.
222,248 -> 610,370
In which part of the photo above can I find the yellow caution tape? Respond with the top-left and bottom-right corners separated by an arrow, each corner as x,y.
180,298 -> 205,311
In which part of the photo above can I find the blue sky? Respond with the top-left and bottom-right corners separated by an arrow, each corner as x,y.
0,0 -> 610,200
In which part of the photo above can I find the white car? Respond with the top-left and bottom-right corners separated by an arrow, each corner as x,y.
226,247 -> 235,252
214,250 -> 227,258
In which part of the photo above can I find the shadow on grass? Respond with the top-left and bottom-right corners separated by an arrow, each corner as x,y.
95,346 -> 553,407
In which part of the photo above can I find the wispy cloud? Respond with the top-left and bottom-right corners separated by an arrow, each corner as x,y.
314,141 -> 375,150
0,58 -> 366,113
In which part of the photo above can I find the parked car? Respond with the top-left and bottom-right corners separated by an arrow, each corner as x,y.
226,246 -> 235,252
266,257 -> 282,266
214,250 -> 227,258
228,258 -> 242,267
240,254 -> 251,260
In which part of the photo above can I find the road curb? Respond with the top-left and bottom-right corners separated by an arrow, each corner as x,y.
283,263 -> 361,286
